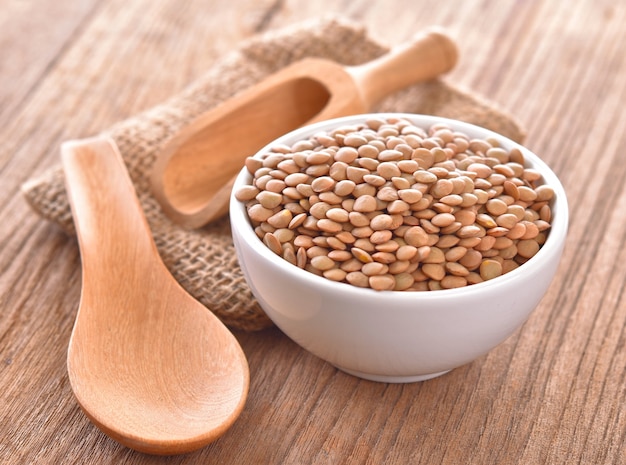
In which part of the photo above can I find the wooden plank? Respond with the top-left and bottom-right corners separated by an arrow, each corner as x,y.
0,0 -> 99,126
1,0 -> 625,463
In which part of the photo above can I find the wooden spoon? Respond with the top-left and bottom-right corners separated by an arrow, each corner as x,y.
61,136 -> 249,455
151,28 -> 458,229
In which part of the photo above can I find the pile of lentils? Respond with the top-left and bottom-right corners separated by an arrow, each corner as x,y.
235,116 -> 554,291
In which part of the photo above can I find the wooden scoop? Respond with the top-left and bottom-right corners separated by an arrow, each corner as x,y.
62,137 -> 249,455
151,28 -> 458,229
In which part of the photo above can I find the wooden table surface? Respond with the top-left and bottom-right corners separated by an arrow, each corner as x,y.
2,1 -> 625,463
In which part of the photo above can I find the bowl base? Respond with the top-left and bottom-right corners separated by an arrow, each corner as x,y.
335,366 -> 451,383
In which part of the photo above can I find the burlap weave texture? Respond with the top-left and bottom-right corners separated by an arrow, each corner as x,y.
22,17 -> 525,331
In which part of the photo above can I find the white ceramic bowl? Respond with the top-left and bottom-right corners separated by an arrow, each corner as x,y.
230,114 -> 568,383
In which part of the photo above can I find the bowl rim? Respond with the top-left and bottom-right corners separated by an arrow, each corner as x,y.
230,113 -> 569,302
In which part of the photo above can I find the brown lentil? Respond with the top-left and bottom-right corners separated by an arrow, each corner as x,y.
238,117 -> 555,291
480,259 -> 503,281
441,275 -> 468,289
369,274 -> 396,291
346,271 -> 369,287
263,232 -> 282,256
324,268 -> 347,282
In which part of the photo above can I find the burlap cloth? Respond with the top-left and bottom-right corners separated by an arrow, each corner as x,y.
21,17 -> 525,331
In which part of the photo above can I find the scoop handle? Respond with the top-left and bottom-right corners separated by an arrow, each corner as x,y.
349,28 -> 458,108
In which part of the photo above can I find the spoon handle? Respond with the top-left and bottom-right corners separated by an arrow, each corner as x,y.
61,137 -> 156,269
348,27 -> 458,108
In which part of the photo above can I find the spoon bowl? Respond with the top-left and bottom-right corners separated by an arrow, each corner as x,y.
62,137 -> 249,455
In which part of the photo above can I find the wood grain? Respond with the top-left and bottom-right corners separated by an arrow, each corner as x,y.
1,0 -> 625,464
